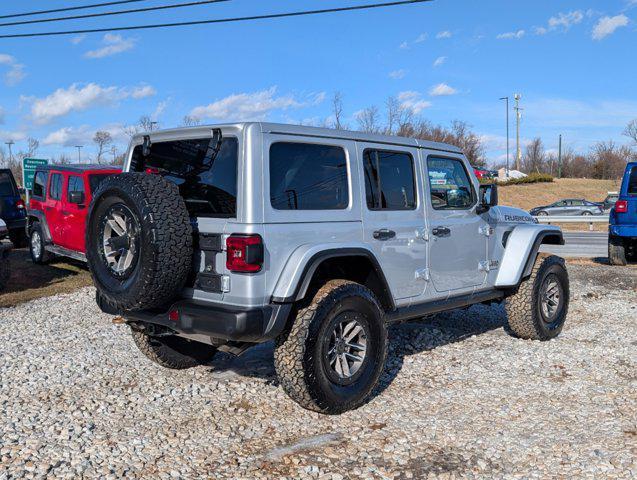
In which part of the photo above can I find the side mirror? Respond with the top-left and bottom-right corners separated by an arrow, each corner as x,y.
69,191 -> 85,205
477,184 -> 498,214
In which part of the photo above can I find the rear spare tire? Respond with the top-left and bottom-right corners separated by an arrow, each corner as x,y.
86,173 -> 192,311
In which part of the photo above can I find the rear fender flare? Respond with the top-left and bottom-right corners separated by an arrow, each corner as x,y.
27,211 -> 52,243
495,225 -> 564,287
271,243 -> 394,309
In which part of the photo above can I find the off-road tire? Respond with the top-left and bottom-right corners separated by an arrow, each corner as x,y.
131,330 -> 217,369
608,235 -> 627,266
274,280 -> 388,414
505,254 -> 569,341
29,222 -> 52,264
86,173 -> 192,311
0,249 -> 10,290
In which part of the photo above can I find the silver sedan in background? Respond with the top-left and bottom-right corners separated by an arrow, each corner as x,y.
529,199 -> 604,216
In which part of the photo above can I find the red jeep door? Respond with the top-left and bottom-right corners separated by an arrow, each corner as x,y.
44,172 -> 65,245
60,174 -> 88,252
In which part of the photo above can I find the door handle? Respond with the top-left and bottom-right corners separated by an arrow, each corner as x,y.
373,229 -> 396,241
432,227 -> 451,237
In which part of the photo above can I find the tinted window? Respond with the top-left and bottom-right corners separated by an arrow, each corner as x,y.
427,157 -> 475,210
0,172 -> 16,197
132,137 -> 238,218
49,174 -> 63,200
88,174 -> 110,193
270,142 -> 348,210
628,167 -> 637,195
363,149 -> 416,210
33,171 -> 47,198
571,200 -> 584,206
67,175 -> 85,200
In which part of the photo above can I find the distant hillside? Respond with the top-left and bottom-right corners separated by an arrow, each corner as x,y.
498,178 -> 621,212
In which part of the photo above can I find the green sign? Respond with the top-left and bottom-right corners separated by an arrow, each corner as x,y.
22,158 -> 48,191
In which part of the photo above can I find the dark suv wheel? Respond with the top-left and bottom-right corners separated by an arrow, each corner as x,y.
274,280 -> 388,414
29,222 -> 52,264
608,235 -> 627,266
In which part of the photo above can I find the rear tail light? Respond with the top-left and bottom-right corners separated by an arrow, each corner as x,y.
226,234 -> 263,273
168,309 -> 180,322
15,199 -> 25,210
615,200 -> 628,213
145,167 -> 160,174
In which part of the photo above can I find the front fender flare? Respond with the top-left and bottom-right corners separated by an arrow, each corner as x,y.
270,243 -> 394,308
495,225 -> 563,287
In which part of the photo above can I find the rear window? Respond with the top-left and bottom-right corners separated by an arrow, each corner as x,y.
0,172 -> 17,197
132,137 -> 238,218
49,174 -> 63,200
363,149 -> 416,210
33,171 -> 47,198
269,142 -> 348,210
67,175 -> 85,199
628,167 -> 637,195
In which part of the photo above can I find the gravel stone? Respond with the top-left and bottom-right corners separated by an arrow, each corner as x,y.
0,264 -> 635,478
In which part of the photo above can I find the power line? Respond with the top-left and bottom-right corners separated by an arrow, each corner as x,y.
0,0 -> 434,39
0,0 -> 149,20
0,0 -> 231,28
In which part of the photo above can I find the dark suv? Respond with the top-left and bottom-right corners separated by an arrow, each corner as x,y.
0,169 -> 27,247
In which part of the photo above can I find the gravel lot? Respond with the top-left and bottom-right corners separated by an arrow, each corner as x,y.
1,264 -> 636,479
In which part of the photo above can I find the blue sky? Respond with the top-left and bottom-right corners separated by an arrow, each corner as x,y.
0,0 -> 636,165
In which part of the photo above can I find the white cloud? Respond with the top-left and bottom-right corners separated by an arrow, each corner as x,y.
189,87 -> 324,122
548,11 -> 584,30
0,130 -> 26,142
433,56 -> 447,67
84,34 -> 136,59
414,33 -> 428,43
389,69 -> 408,80
399,41 -> 409,50
397,91 -> 432,114
436,31 -> 452,39
592,14 -> 629,40
429,83 -> 458,96
497,30 -> 526,40
71,34 -> 86,45
28,82 -> 156,124
0,53 -> 26,86
43,123 -> 128,147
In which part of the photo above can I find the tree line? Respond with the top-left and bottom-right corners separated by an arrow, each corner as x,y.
2,96 -> 636,185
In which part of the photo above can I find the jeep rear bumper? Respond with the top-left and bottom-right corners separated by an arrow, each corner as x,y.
107,299 -> 292,344
610,225 -> 637,238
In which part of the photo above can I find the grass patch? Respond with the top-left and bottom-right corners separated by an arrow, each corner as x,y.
0,249 -> 93,308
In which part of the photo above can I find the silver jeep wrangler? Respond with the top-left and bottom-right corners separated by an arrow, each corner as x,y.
87,123 -> 569,414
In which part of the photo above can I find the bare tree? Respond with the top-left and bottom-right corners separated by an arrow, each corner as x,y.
139,115 -> 156,132
93,131 -> 113,164
27,137 -> 39,157
182,115 -> 201,127
54,154 -> 72,165
590,141 -> 632,179
331,92 -> 345,130
624,119 -> 637,146
522,138 -> 546,174
356,106 -> 380,134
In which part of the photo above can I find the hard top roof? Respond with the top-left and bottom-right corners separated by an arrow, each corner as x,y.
131,122 -> 464,154
36,164 -> 121,173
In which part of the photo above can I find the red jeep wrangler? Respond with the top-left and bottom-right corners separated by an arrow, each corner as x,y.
27,165 -> 121,263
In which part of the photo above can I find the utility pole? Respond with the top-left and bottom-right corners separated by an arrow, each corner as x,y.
150,121 -> 158,131
4,140 -> 14,164
75,145 -> 83,163
514,94 -> 522,172
111,146 -> 117,164
558,134 -> 562,179
499,97 -> 510,178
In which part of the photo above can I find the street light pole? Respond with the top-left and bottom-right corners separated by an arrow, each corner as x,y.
514,94 -> 522,172
499,97 -> 510,178
75,145 -> 83,163
558,134 -> 562,179
4,140 -> 14,164
150,121 -> 158,131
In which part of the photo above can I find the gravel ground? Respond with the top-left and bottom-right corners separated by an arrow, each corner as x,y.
1,264 -> 636,479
